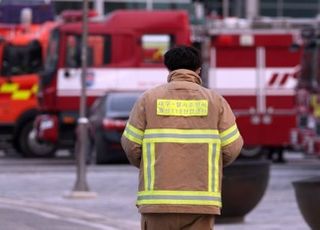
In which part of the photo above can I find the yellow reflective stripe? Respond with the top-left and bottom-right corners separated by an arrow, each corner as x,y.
311,95 -> 320,117
141,128 -> 222,206
150,143 -> 155,190
222,132 -> 240,146
208,144 -> 213,192
157,99 -> 208,116
137,199 -> 221,206
123,130 -> 142,145
143,142 -> 149,191
213,144 -> 220,192
145,129 -> 219,135
220,124 -> 240,147
137,190 -> 221,206
144,138 -> 219,144
144,129 -> 220,144
123,123 -> 144,145
208,143 -> 221,193
127,123 -> 144,136
220,124 -> 237,138
311,95 -> 318,107
31,84 -> 38,93
0,83 -> 18,93
138,190 -> 220,196
1,83 -> 38,100
12,90 -> 32,100
143,142 -> 155,191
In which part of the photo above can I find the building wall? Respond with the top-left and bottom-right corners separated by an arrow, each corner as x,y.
51,0 -> 320,19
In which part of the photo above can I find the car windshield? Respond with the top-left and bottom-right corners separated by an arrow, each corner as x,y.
105,92 -> 142,118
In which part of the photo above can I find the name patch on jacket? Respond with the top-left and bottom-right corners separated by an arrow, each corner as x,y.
157,99 -> 208,116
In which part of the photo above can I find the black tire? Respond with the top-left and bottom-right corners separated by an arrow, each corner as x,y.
95,133 -> 109,164
240,146 -> 264,159
94,133 -> 128,164
18,120 -> 56,158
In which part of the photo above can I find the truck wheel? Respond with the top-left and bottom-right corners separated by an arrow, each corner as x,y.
18,121 -> 56,158
95,134 -> 108,164
240,146 -> 264,159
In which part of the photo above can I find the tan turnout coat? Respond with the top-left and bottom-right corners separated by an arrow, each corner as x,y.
121,69 -> 243,215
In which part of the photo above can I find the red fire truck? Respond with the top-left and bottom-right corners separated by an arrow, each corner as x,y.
290,26 -> 320,157
207,22 -> 302,158
0,1 -> 56,157
34,10 -> 302,158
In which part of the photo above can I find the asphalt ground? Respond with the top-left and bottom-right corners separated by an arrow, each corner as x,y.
0,151 -> 319,230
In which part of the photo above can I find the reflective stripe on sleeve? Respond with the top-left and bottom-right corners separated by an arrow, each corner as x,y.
220,124 -> 241,147
123,123 -> 144,145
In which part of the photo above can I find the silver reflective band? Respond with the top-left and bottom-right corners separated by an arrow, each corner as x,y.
144,133 -> 220,139
146,143 -> 152,191
125,127 -> 144,140
138,195 -> 221,202
221,128 -> 238,143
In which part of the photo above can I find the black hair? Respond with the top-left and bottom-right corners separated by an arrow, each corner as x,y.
164,45 -> 201,72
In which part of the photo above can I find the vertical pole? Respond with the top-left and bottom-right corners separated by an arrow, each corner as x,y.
94,0 -> 104,17
256,47 -> 266,115
194,1 -> 205,21
201,36 -> 210,88
235,0 -> 243,18
277,0 -> 283,17
223,0 -> 229,18
146,0 -> 153,10
246,0 -> 260,20
73,0 -> 90,193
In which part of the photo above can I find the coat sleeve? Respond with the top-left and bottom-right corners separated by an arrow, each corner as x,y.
218,97 -> 244,167
121,96 -> 146,168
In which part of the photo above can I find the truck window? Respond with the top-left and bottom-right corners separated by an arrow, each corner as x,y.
45,29 -> 59,70
65,34 -> 111,68
1,41 -> 42,76
141,34 -> 172,64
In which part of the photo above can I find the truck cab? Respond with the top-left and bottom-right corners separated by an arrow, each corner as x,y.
35,10 -> 191,150
0,1 -> 56,157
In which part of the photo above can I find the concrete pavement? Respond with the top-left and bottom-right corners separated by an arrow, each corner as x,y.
0,152 -> 319,229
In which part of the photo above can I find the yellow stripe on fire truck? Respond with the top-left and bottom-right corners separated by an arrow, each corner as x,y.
0,83 -> 38,100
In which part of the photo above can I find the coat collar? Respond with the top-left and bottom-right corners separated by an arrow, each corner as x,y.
167,69 -> 202,85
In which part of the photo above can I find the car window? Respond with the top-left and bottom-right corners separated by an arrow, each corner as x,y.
105,93 -> 141,118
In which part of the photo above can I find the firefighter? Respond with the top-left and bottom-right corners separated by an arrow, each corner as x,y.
121,45 -> 243,230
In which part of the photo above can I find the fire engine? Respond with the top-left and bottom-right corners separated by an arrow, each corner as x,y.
290,25 -> 320,157
34,10 -> 303,158
206,20 -> 303,158
0,1 -> 56,157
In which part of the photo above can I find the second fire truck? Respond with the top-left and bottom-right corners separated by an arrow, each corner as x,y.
290,25 -> 320,157
0,1 -> 56,157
